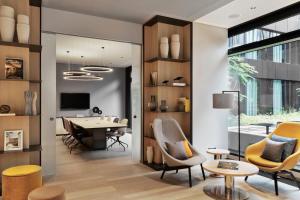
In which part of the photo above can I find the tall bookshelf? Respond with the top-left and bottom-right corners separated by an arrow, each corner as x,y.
0,0 -> 42,174
143,16 -> 192,169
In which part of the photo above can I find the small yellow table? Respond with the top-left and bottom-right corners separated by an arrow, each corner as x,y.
2,165 -> 42,200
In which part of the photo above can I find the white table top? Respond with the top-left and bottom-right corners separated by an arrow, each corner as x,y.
203,160 -> 259,177
207,149 -> 230,155
67,117 -> 127,129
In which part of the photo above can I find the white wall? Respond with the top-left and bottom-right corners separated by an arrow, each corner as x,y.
56,64 -> 126,118
192,22 -> 229,155
41,33 -> 57,176
42,7 -> 143,44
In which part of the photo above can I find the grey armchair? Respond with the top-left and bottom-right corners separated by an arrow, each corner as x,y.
153,118 -> 206,187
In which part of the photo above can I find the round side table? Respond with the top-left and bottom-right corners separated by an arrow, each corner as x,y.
202,160 -> 259,200
207,148 -> 230,160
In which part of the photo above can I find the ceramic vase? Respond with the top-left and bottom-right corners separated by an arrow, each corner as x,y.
0,17 -> 15,42
24,91 -> 33,115
0,6 -> 14,18
171,34 -> 180,59
160,100 -> 168,112
32,91 -> 37,115
17,14 -> 30,44
148,95 -> 157,111
146,146 -> 154,164
160,37 -> 169,58
150,71 -> 158,86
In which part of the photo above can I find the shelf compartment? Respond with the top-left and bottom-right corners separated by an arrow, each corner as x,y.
0,41 -> 41,52
0,145 -> 41,154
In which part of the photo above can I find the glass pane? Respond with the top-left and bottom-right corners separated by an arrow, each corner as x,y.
228,39 -> 300,171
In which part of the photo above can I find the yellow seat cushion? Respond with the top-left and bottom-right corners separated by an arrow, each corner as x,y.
248,155 -> 282,168
2,165 -> 41,177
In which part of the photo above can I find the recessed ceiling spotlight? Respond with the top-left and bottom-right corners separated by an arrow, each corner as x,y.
228,14 -> 240,19
250,6 -> 256,10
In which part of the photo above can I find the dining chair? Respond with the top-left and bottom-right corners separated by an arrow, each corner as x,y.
106,118 -> 129,151
68,121 -> 93,154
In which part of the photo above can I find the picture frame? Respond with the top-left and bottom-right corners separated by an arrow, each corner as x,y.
4,130 -> 23,151
5,58 -> 24,79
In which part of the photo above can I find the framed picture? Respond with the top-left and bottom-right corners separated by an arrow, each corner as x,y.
5,58 -> 23,79
4,130 -> 23,151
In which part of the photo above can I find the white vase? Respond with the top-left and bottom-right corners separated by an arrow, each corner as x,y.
171,42 -> 180,59
0,6 -> 14,18
17,14 -> 29,25
160,37 -> 169,58
171,34 -> 180,42
17,23 -> 30,43
0,17 -> 15,42
146,146 -> 154,164
32,91 -> 37,115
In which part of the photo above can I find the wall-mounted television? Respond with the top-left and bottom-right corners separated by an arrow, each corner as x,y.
60,93 -> 90,110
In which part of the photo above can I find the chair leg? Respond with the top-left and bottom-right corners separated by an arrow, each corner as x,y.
175,169 -> 178,174
188,167 -> 192,187
273,172 -> 279,196
289,172 -> 300,190
245,176 -> 248,181
161,169 -> 166,180
200,164 -> 206,180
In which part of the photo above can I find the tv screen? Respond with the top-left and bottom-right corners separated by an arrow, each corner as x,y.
60,93 -> 90,110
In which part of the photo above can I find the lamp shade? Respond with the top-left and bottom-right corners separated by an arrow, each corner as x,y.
213,93 -> 234,109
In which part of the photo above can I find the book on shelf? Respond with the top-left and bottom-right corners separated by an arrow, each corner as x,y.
172,82 -> 186,87
0,113 -> 16,116
217,161 -> 239,170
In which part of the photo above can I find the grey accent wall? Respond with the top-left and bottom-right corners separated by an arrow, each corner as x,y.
56,63 -> 126,118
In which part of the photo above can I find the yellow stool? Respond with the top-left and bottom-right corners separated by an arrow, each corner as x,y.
28,186 -> 66,200
2,165 -> 42,200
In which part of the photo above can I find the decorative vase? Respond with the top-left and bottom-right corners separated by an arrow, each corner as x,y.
150,71 -> 158,86
160,100 -> 168,112
32,91 -> 37,115
148,95 -> 157,111
160,37 -> 169,58
171,34 -> 180,59
17,23 -> 30,44
0,17 -> 15,42
17,14 -> 29,24
146,146 -> 154,164
24,91 -> 33,115
0,6 -> 14,18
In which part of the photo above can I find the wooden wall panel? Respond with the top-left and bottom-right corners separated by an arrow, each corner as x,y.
30,52 -> 40,80
29,6 -> 40,45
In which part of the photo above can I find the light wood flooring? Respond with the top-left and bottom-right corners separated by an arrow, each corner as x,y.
43,137 -> 300,200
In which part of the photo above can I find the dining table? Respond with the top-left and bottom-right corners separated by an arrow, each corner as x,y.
67,117 -> 127,150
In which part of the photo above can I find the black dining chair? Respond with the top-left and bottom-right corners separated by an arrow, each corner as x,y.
68,121 -> 93,154
106,118 -> 129,151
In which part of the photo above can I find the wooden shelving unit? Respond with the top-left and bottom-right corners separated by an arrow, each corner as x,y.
142,15 -> 193,169
0,0 -> 42,174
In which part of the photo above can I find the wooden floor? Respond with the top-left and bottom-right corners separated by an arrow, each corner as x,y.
44,137 -> 300,200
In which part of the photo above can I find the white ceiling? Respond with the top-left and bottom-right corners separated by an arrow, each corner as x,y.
42,0 -> 234,24
56,34 -> 133,68
196,0 -> 299,28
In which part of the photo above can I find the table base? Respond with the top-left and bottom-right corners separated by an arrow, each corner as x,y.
203,185 -> 249,200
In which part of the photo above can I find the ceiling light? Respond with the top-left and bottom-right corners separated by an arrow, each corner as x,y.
63,75 -> 103,81
63,71 -> 91,76
80,65 -> 113,73
228,14 -> 240,19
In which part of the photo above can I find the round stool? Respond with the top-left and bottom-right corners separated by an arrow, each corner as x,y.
2,165 -> 42,200
28,186 -> 66,200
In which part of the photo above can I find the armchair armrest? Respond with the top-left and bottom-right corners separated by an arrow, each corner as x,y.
245,139 -> 267,159
281,149 -> 300,171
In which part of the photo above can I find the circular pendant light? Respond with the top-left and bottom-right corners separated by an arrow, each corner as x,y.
80,65 -> 113,73
63,71 -> 91,76
63,75 -> 103,81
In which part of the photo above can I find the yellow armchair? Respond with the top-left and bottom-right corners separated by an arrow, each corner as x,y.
245,122 -> 300,195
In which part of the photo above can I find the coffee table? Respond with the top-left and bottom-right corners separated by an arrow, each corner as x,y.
207,149 -> 230,177
203,160 -> 259,200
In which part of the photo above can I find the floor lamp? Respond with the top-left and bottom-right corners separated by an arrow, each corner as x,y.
213,91 -> 241,161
